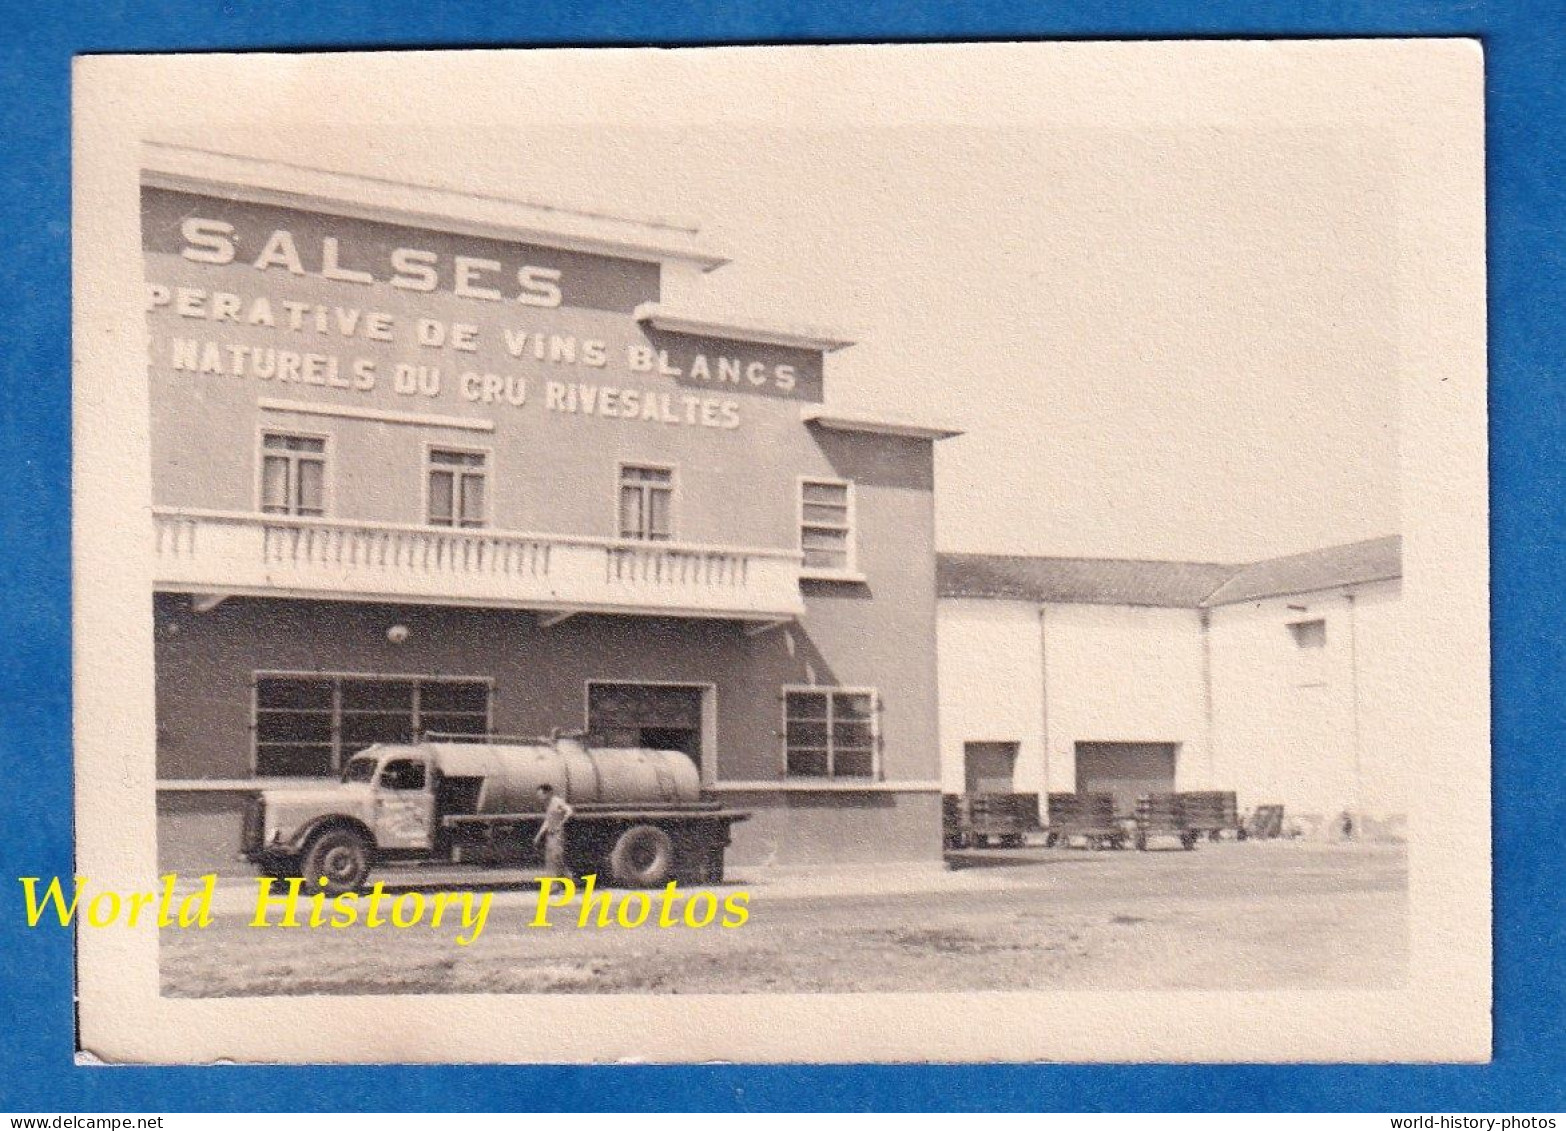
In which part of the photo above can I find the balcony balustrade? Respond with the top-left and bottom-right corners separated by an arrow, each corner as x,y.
152,508 -> 806,623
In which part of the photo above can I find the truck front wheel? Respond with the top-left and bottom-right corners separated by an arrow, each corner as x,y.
608,825 -> 675,887
302,828 -> 372,894
258,857 -> 299,881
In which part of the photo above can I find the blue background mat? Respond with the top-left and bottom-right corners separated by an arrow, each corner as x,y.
0,0 -> 1557,1112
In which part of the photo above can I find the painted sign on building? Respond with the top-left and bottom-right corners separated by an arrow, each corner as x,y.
142,187 -> 826,436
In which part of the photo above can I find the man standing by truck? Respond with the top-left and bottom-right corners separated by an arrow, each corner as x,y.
532,783 -> 575,878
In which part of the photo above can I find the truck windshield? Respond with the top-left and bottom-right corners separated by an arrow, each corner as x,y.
341,757 -> 378,784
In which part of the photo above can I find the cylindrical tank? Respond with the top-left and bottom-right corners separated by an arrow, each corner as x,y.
423,737 -> 701,813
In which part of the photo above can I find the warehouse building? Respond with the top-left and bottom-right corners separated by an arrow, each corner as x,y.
937,536 -> 1405,830
145,144 -> 959,869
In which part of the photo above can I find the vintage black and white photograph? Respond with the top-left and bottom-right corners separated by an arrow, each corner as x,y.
71,42 -> 1489,1063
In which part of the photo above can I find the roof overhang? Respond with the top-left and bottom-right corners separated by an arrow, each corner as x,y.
635,303 -> 855,353
1199,572 -> 1402,608
141,142 -> 731,272
802,407 -> 963,441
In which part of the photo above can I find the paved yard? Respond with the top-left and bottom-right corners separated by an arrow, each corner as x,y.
160,840 -> 1406,996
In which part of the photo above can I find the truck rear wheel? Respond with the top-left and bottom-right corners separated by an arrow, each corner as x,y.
303,827 -> 372,894
608,825 -> 675,887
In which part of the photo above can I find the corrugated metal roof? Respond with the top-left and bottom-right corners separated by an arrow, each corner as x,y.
937,554 -> 1235,608
937,535 -> 1402,609
1199,535 -> 1401,607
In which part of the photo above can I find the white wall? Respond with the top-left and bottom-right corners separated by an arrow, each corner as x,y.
1345,579 -> 1406,819
1208,578 -> 1404,820
937,579 -> 1407,822
938,599 -> 1207,797
1041,604 -> 1208,794
936,598 -> 1043,795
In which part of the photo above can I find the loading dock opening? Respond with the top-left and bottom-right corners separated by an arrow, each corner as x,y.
1074,741 -> 1178,818
963,741 -> 1019,794
586,682 -> 709,770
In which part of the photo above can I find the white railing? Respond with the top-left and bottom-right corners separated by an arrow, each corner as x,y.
152,508 -> 806,621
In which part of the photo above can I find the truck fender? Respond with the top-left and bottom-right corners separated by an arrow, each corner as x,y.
288,814 -> 377,855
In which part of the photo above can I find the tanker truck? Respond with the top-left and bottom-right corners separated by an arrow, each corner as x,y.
240,733 -> 748,893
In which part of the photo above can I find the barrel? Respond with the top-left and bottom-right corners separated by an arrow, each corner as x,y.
421,738 -> 701,813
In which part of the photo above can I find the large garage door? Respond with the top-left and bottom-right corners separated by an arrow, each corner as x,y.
964,741 -> 1019,794
587,682 -> 705,768
1074,742 -> 1178,817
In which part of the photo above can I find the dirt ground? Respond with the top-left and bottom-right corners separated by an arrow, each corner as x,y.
160,840 -> 1406,996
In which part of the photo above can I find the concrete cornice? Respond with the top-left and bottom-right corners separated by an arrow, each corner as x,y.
142,142 -> 730,271
634,303 -> 855,353
801,407 -> 963,441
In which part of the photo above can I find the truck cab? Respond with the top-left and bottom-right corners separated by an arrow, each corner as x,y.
242,745 -> 439,888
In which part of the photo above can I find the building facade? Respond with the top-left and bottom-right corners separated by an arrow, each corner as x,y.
145,145 -> 957,869
937,538 -> 1406,829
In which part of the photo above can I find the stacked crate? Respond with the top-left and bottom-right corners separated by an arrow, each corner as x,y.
1177,790 -> 1239,834
941,794 -> 965,848
1244,803 -> 1285,839
1136,792 -> 1209,850
1047,792 -> 1116,830
1046,792 -> 1122,849
968,793 -> 1040,845
943,793 -> 1041,849
1135,792 -> 1184,833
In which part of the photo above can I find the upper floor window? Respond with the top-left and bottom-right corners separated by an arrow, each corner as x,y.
1288,619 -> 1327,649
783,687 -> 878,779
800,478 -> 855,573
260,433 -> 326,517
619,465 -> 674,541
1288,618 -> 1328,688
428,448 -> 487,528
